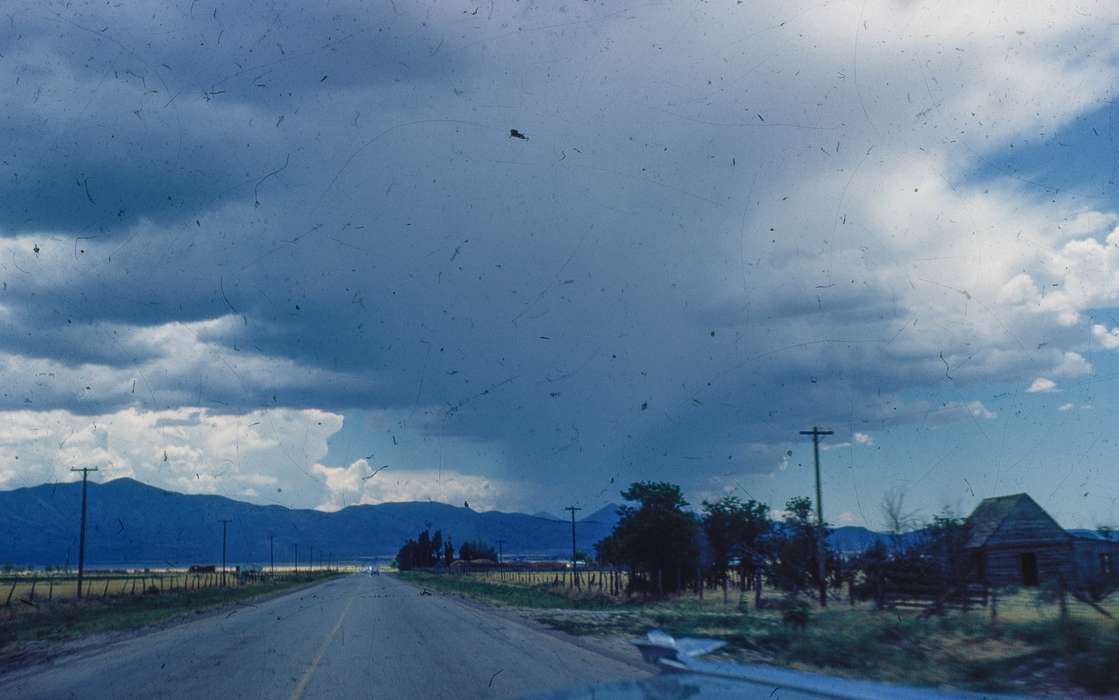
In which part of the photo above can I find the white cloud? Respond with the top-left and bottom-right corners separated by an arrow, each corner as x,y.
312,459 -> 507,512
1058,403 -> 1074,412
1051,352 -> 1092,378
1092,324 -> 1119,350
1026,377 -> 1057,393
853,432 -> 874,446
835,511 -> 859,526
0,406 -> 344,508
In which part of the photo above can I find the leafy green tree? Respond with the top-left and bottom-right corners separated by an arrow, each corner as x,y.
769,496 -> 829,595
417,530 -> 433,567
432,530 -> 443,566
459,540 -> 497,561
395,538 -> 419,570
595,481 -> 699,594
701,495 -> 771,589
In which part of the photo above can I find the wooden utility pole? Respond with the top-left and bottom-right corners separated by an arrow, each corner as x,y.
564,506 -> 582,587
219,519 -> 232,586
269,534 -> 275,576
70,467 -> 98,599
800,427 -> 833,607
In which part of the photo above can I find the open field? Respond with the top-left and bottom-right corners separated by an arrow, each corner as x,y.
397,571 -> 1119,696
0,566 -> 359,605
0,571 -> 344,653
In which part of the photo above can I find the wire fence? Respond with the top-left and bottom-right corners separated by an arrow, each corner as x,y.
420,564 -> 1119,622
0,567 -> 344,608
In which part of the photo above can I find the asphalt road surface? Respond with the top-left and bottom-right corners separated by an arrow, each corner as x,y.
0,573 -> 646,699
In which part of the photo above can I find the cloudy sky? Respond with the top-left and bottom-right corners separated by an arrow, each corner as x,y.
3,0 -> 1119,529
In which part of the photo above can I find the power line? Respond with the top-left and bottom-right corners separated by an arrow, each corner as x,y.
70,467 -> 98,599
800,426 -> 833,607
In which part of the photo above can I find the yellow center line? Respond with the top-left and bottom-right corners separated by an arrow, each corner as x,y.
288,594 -> 357,700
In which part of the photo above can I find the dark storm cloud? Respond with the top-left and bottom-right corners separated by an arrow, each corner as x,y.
3,0 -> 1119,512
0,0 -> 465,233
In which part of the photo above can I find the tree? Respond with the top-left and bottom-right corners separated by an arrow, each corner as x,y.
880,486 -> 919,542
432,530 -> 443,567
395,538 -> 420,571
444,538 -> 454,566
458,540 -> 497,561
769,497 -> 833,596
417,530 -> 433,567
701,496 -> 771,590
595,481 -> 699,594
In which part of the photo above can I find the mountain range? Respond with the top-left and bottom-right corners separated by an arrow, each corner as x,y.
0,478 -> 918,568
0,478 -> 623,567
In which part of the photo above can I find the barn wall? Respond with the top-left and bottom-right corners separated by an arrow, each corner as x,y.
983,543 -> 1075,587
1072,539 -> 1119,586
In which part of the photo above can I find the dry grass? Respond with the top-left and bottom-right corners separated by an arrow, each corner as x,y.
397,571 -> 1119,697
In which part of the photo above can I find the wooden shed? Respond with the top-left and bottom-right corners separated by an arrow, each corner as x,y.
964,493 -> 1076,587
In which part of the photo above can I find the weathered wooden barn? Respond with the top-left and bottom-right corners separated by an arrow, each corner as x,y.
964,493 -> 1119,588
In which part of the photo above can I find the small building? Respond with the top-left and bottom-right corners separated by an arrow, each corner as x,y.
964,493 -> 1119,588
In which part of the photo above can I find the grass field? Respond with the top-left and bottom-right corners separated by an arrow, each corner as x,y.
397,570 -> 1119,696
0,571 -> 343,654
0,566 -> 353,604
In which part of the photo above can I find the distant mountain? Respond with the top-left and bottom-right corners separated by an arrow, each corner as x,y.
0,479 -> 618,567
826,526 -> 923,554
580,503 -> 622,527
531,511 -> 562,521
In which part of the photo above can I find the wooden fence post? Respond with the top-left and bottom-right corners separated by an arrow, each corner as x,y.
28,575 -> 37,603
5,579 -> 16,607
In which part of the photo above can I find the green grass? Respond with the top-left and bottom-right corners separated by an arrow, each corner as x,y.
397,571 -> 631,610
393,572 -> 1119,696
0,573 -> 339,652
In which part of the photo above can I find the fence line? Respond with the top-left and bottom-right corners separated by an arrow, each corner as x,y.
0,568 -> 342,608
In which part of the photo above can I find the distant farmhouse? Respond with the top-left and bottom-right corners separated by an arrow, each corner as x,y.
964,493 -> 1118,588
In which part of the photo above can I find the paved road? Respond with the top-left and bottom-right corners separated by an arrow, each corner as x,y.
0,573 -> 646,699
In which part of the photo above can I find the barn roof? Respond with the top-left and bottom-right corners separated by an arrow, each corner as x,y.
964,493 -> 1056,548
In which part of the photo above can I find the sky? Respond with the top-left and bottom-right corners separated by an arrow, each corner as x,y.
3,0 -> 1119,530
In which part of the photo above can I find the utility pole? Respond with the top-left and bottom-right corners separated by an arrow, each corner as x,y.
219,519 -> 232,586
800,426 -> 834,607
564,506 -> 582,587
309,545 -> 314,574
269,534 -> 275,577
294,543 -> 298,574
496,539 -> 504,566
70,467 -> 98,599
